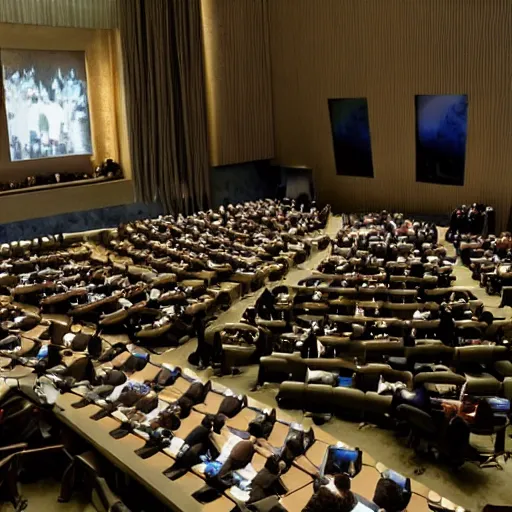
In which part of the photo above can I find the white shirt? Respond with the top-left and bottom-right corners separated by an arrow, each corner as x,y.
352,502 -> 375,512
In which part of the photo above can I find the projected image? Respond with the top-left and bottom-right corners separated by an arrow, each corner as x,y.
328,98 -> 374,178
2,49 -> 92,161
416,94 -> 468,186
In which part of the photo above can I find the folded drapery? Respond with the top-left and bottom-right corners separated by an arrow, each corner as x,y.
119,0 -> 210,215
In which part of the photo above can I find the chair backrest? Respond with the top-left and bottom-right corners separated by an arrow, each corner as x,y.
380,303 -> 423,320
95,477 -> 131,512
406,345 -> 455,365
276,381 -> 306,409
354,365 -> 413,392
362,340 -> 405,362
260,354 -> 307,384
387,289 -> 418,303
316,335 -> 352,350
455,345 -> 508,364
332,387 -> 366,416
414,371 -> 466,387
304,357 -> 354,373
411,319 -> 440,339
304,384 -> 335,412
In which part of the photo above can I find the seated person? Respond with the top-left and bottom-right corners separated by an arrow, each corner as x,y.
278,424 -> 315,469
391,384 -> 431,414
168,380 -> 212,419
164,414 -> 217,479
322,445 -> 362,479
204,437 -> 257,490
303,474 -> 376,512
247,455 -> 286,504
298,326 -> 323,359
306,368 -> 338,386
248,408 -> 277,439
85,380 -> 154,419
373,477 -> 408,512
302,485 -> 354,512
217,391 -> 248,418
256,289 -> 278,320
432,395 -> 510,428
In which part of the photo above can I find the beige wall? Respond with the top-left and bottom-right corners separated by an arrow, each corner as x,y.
268,0 -> 512,228
201,0 -> 274,166
0,179 -> 133,224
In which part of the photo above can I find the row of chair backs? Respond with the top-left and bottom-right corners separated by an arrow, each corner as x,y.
353,365 -> 413,392
260,344 -> 511,386
277,381 -> 377,418
292,283 -> 479,304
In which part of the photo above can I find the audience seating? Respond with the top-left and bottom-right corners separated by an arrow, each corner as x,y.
249,211 -> 512,481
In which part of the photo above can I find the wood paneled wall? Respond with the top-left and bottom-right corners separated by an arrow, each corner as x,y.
268,0 -> 512,228
201,0 -> 274,166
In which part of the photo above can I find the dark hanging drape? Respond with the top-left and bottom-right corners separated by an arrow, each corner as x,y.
120,0 -> 210,215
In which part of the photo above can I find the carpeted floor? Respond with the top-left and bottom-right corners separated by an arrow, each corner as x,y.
11,480 -> 95,512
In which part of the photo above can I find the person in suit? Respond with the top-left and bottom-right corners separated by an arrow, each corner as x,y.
165,414 -> 216,480
247,455 -> 286,504
188,311 -> 210,369
372,478 -> 407,512
302,475 -> 363,512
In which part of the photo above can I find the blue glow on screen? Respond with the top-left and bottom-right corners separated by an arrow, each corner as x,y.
416,94 -> 468,186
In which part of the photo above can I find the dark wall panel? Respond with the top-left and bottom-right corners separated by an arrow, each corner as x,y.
328,98 -> 374,178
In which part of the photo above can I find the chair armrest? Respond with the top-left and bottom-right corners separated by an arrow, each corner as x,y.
0,443 -> 28,454
18,444 -> 64,456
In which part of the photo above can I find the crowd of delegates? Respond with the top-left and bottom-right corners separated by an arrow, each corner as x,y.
445,203 -> 495,245
4,66 -> 91,160
317,211 -> 502,348
0,201 -> 473,510
246,210 -> 492,354
162,391 -> 411,512
63,362 -> 414,511
460,230 -> 512,299
32,332 -> 419,512
0,198 -> 329,395
0,198 -> 327,357
239,210 -> 511,476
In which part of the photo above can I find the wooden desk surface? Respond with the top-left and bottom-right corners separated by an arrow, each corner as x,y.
54,392 -> 206,512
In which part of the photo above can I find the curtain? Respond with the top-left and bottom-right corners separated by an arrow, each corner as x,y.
120,0 -> 210,215
0,0 -> 119,28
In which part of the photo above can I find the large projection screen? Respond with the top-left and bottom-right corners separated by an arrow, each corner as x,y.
1,49 -> 92,162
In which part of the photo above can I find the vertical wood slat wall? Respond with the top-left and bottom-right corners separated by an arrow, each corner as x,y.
201,0 -> 274,166
268,0 -> 512,229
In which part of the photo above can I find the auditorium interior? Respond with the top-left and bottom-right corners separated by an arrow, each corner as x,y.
0,1 -> 510,512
